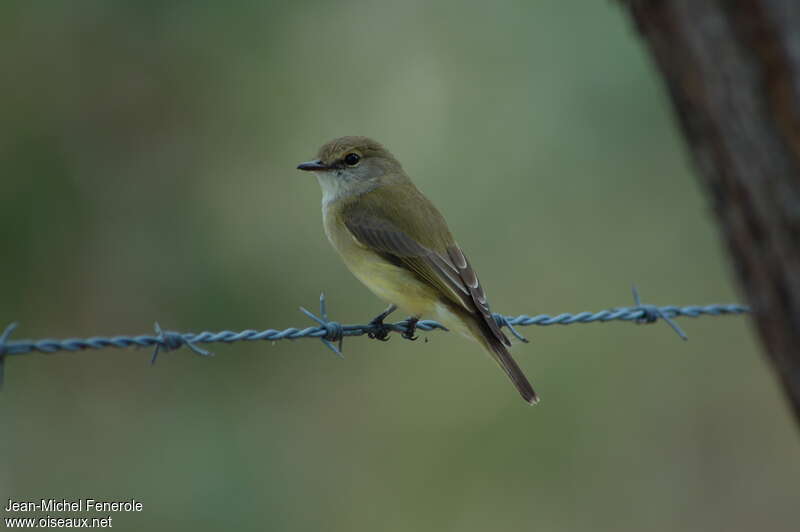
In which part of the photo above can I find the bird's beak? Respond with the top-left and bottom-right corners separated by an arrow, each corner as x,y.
297,160 -> 328,171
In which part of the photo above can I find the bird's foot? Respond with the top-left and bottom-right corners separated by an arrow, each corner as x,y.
367,304 -> 397,342
402,317 -> 420,341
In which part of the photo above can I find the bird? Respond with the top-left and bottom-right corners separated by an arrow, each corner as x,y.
297,136 -> 537,404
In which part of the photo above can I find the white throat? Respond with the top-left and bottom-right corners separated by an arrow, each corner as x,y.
314,171 -> 377,206
315,172 -> 352,205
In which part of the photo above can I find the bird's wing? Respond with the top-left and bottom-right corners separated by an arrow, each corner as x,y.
342,195 -> 510,348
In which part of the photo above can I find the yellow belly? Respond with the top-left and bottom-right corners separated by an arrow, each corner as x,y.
322,203 -> 473,338
344,249 -> 437,317
323,208 -> 434,318
346,250 -> 475,339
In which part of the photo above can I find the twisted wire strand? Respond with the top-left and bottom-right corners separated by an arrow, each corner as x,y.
0,291 -> 751,364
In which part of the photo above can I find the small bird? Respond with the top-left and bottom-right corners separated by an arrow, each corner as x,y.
297,136 -> 537,404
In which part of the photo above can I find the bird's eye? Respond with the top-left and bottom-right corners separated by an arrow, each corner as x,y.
344,153 -> 361,166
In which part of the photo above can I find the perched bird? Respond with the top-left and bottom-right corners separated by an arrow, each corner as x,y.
297,136 -> 537,404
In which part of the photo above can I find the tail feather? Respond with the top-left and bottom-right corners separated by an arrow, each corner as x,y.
483,334 -> 539,404
440,303 -> 538,404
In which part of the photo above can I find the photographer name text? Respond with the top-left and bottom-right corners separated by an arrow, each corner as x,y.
4,498 -> 143,513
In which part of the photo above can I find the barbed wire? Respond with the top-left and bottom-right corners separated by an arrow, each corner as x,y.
0,287 -> 750,387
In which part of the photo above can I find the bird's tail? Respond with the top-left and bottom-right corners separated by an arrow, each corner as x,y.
482,335 -> 539,405
468,319 -> 539,405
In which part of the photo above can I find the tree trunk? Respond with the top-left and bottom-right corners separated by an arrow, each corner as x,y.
620,0 -> 800,423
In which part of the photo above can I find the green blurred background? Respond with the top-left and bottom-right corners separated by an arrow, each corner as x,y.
1,1 -> 797,531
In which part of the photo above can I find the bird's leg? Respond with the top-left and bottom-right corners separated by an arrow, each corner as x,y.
402,316 -> 420,341
367,304 -> 397,342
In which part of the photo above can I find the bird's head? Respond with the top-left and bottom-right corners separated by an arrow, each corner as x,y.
297,136 -> 404,202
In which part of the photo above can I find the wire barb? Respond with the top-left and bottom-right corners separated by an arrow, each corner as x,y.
494,313 -> 530,343
630,285 -> 688,340
299,293 -> 344,357
151,322 -> 213,365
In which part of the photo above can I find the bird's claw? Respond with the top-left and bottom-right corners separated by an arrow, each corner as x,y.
367,304 -> 397,342
402,317 -> 419,341
368,327 -> 391,342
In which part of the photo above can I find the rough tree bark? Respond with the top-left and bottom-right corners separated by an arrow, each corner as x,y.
620,0 -> 800,423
